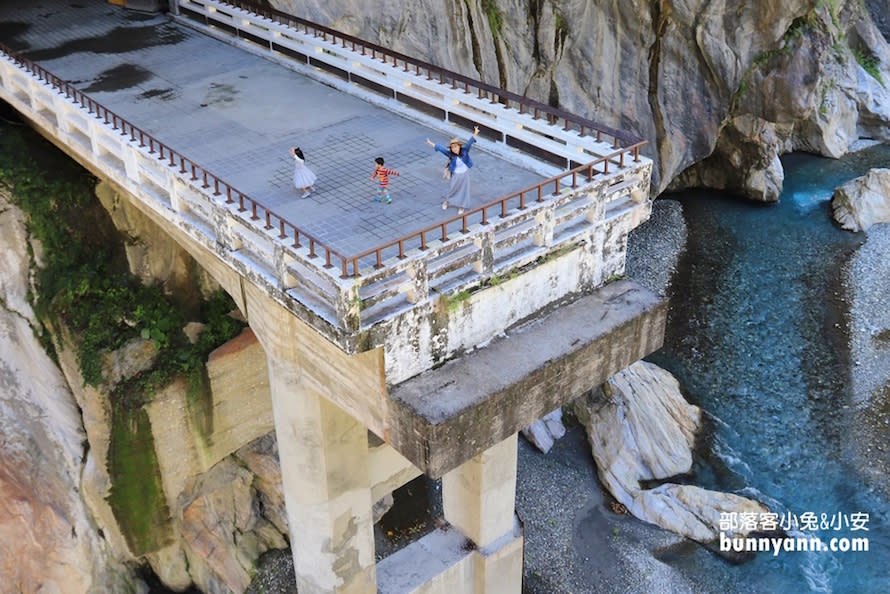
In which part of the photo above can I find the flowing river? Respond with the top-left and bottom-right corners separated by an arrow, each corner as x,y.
647,144 -> 890,593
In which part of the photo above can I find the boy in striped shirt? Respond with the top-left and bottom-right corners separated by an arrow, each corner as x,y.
371,156 -> 399,203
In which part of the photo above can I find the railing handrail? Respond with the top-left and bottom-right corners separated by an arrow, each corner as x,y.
0,41 -> 350,275
346,144 -> 646,276
216,0 -> 644,149
1,3 -> 648,283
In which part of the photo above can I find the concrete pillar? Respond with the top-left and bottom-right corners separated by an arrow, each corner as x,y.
442,434 -> 523,593
443,433 -> 517,547
266,354 -> 377,594
473,532 -> 524,594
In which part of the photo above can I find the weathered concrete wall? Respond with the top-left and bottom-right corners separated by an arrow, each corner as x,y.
202,328 -> 276,464
374,190 -> 653,385
390,280 -> 667,477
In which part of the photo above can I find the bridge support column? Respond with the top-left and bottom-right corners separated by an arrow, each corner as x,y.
442,434 -> 523,593
266,355 -> 377,594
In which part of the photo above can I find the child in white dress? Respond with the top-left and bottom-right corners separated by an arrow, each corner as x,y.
290,147 -> 317,198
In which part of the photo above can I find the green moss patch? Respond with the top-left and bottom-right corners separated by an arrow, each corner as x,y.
1,120 -> 246,401
2,115 -> 249,553
107,398 -> 173,555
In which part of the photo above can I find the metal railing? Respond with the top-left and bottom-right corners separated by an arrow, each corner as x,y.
1,5 -> 651,333
0,41 -> 350,273
345,147 -> 641,277
177,0 -> 648,276
200,0 -> 644,151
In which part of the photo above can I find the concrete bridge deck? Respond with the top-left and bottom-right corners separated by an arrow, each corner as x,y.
0,0 -> 653,350
0,0 -> 545,257
0,2 -> 667,592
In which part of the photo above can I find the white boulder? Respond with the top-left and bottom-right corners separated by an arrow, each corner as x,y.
832,168 -> 890,232
575,361 -> 768,547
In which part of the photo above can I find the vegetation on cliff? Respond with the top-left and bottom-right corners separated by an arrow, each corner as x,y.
0,122 -> 245,403
0,119 -> 247,552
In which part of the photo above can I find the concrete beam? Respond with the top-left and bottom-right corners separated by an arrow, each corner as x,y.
368,433 -> 422,503
376,525 -> 474,593
387,280 -> 667,478
375,518 -> 523,594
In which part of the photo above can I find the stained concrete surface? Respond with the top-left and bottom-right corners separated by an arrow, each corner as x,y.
0,0 -> 545,259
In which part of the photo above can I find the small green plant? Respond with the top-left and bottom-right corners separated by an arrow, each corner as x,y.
832,41 -> 846,59
480,0 -> 503,36
818,78 -> 836,114
784,16 -> 812,42
612,527 -> 621,537
541,243 -> 575,264
447,290 -> 472,312
554,12 -> 568,53
752,49 -> 776,69
820,0 -> 841,29
852,47 -> 885,86
731,50 -> 778,113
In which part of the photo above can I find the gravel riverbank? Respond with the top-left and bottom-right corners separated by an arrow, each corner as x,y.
518,198 -> 693,593
845,224 -> 890,498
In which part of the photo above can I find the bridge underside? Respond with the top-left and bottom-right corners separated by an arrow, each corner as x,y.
389,279 -> 666,478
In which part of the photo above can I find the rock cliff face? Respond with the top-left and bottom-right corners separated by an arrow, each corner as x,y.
273,0 -> 890,199
0,186 -> 290,593
866,0 -> 889,39
0,191 -> 136,593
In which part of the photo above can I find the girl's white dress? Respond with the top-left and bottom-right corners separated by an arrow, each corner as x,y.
292,155 -> 317,188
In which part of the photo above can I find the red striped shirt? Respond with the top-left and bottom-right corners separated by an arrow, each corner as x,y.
371,165 -> 399,188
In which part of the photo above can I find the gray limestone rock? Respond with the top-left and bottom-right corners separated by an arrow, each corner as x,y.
831,168 -> 890,232
574,361 -> 768,548
521,408 -> 567,454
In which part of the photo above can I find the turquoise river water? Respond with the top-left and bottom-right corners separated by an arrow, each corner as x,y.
648,144 -> 890,593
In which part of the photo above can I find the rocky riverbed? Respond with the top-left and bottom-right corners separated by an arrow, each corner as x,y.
846,223 -> 890,499
518,199 -> 698,593
522,175 -> 890,593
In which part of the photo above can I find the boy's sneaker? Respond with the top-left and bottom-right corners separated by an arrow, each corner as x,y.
385,195 -> 392,204
301,190 -> 311,198
373,196 -> 381,202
